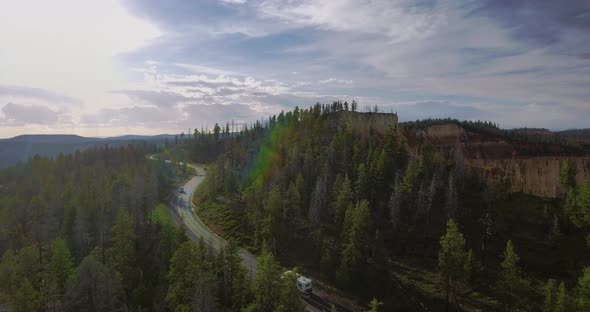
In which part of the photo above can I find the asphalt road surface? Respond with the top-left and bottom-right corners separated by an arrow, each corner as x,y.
172,162 -> 258,277
148,155 -> 259,277
152,155 -> 354,312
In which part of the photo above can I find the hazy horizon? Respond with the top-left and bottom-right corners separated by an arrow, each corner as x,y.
1,0 -> 589,138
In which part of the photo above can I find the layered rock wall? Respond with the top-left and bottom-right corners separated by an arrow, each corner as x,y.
466,157 -> 590,198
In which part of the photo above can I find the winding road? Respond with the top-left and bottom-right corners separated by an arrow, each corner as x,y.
172,162 -> 258,277
148,155 -> 258,277
153,155 -> 354,312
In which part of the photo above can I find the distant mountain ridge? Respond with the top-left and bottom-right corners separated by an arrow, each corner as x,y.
3,134 -> 102,144
0,134 -> 176,168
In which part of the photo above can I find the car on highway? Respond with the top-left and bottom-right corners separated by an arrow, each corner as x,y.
179,187 -> 185,194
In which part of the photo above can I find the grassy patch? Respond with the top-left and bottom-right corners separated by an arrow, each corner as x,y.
192,173 -> 246,244
153,204 -> 174,227
390,259 -> 497,311
195,201 -> 243,242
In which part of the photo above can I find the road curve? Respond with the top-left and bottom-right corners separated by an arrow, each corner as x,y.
176,162 -> 258,277
149,155 -> 258,276
150,155 -> 325,312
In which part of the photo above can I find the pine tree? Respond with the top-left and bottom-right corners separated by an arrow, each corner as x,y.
355,164 -> 369,200
464,249 -> 475,284
166,240 -> 216,311
220,240 -> 248,310
574,267 -> 590,311
554,281 -> 567,312
295,173 -> 307,212
47,238 -> 74,308
10,279 -> 41,312
108,209 -> 136,292
64,255 -> 126,312
543,280 -> 553,312
559,160 -> 576,192
400,159 -> 420,193
0,251 -> 18,299
368,298 -> 383,312
446,173 -> 458,218
334,175 -> 354,229
566,185 -> 590,246
250,246 -> 282,312
284,181 -> 302,220
438,219 -> 467,312
496,240 -> 529,312
263,186 -> 283,249
276,270 -> 305,312
309,175 -> 328,225
338,200 -> 370,287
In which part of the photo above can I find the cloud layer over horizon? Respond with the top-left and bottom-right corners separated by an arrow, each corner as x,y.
1,0 -> 589,137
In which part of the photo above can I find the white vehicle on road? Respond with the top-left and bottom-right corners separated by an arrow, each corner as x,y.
297,276 -> 313,295
283,270 -> 313,295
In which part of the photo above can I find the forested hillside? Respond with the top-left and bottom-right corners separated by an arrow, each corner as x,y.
186,102 -> 590,311
0,146 -> 305,312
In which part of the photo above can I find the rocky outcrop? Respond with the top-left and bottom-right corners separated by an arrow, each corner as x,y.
466,157 -> 590,198
417,123 -> 515,159
407,123 -> 590,198
334,111 -> 398,133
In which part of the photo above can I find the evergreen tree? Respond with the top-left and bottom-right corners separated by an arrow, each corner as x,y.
400,159 -> 420,193
108,209 -> 136,292
464,249 -> 475,284
220,240 -> 248,310
543,280 -> 553,312
166,240 -> 217,311
338,200 -> 370,287
496,240 -> 529,312
555,281 -> 567,312
276,271 -> 305,312
368,298 -> 383,312
559,160 -> 576,192
9,279 -> 40,312
48,238 -> 74,308
438,219 -> 467,312
250,246 -> 282,312
0,251 -> 18,298
355,164 -> 369,200
263,186 -> 284,250
574,267 -> 590,311
309,175 -> 328,225
334,175 -> 354,229
64,255 -> 126,312
284,181 -> 302,219
566,184 -> 590,246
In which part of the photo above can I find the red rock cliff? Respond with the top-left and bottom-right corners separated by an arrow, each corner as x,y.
466,157 -> 590,198
407,123 -> 590,198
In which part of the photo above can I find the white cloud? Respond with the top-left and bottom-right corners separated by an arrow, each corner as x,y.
220,0 -> 248,4
319,78 -> 353,85
259,0 -> 444,43
0,0 -> 160,122
174,63 -> 242,77
0,85 -> 81,106
1,102 -> 67,125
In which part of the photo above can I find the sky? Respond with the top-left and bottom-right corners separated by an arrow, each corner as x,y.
0,0 -> 589,138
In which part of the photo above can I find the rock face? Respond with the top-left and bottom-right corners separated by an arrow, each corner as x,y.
409,123 -> 590,198
334,111 -> 398,133
467,157 -> 590,198
415,123 -> 515,159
